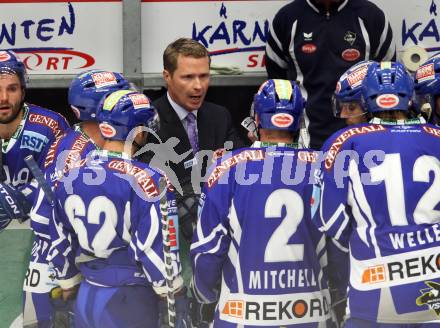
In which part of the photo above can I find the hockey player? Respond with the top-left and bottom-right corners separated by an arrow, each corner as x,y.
0,50 -> 69,187
26,70 -> 132,327
414,54 -> 440,125
314,61 -> 440,327
0,50 -> 70,327
333,61 -> 374,125
191,79 -> 341,327
48,90 -> 185,327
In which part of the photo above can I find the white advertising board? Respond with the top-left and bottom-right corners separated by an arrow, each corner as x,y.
141,0 -> 288,74
142,0 -> 440,74
0,0 -> 123,75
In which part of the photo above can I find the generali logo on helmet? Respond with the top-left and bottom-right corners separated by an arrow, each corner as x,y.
342,49 -> 360,62
92,72 -> 117,88
129,93 -> 150,109
271,113 -> 294,128
416,63 -> 435,83
302,43 -> 317,54
0,51 -> 11,62
376,94 -> 399,109
99,123 -> 117,138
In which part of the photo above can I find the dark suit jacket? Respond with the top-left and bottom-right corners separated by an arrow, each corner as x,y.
145,94 -> 244,194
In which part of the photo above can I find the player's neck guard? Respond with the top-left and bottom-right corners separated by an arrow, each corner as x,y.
252,141 -> 298,148
369,117 -> 426,125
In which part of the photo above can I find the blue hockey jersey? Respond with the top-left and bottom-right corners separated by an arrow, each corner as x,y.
2,103 -> 69,188
313,118 -> 440,323
48,150 -> 182,293
191,142 -> 339,327
30,126 -> 98,239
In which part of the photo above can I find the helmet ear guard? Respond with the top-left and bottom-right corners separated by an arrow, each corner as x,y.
333,60 -> 374,118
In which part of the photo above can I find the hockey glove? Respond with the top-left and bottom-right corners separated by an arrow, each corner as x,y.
0,182 -> 31,229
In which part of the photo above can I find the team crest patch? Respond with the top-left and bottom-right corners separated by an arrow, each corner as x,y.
303,32 -> 313,41
376,94 -> 399,109
271,113 -> 294,128
344,31 -> 356,45
342,49 -> 360,61
99,123 -> 116,138
0,51 -> 11,62
416,281 -> 440,316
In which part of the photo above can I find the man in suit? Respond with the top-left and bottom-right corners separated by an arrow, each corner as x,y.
143,37 -> 244,237
140,37 -> 244,327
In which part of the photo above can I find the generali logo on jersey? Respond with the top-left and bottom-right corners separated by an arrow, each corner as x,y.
208,149 -> 265,187
324,125 -> 386,170
92,72 -> 117,88
376,94 -> 399,109
341,48 -> 360,61
423,125 -> 440,138
271,113 -> 294,128
302,43 -> 317,54
416,63 -> 435,83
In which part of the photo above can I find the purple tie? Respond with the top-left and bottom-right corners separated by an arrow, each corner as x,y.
186,112 -> 199,154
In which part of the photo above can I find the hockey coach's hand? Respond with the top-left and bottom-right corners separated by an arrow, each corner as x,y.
0,181 -> 32,230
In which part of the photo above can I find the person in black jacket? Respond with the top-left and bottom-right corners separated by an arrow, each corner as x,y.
147,38 -> 244,195
265,0 -> 395,149
140,37 -> 245,327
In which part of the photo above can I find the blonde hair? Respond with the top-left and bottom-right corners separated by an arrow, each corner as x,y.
163,38 -> 210,75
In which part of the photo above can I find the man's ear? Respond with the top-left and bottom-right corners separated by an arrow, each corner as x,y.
163,69 -> 171,84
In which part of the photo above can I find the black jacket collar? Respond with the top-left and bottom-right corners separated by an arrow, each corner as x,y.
306,0 -> 349,14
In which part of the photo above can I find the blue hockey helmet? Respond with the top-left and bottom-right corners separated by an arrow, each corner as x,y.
252,79 -> 305,132
414,53 -> 440,118
361,61 -> 414,113
333,60 -> 374,118
96,90 -> 159,141
68,70 -> 131,121
0,50 -> 28,88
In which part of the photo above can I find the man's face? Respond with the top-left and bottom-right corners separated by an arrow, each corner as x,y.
164,55 -> 210,112
0,73 -> 24,124
340,102 -> 366,125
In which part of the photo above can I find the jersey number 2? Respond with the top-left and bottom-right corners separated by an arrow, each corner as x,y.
264,189 -> 305,263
